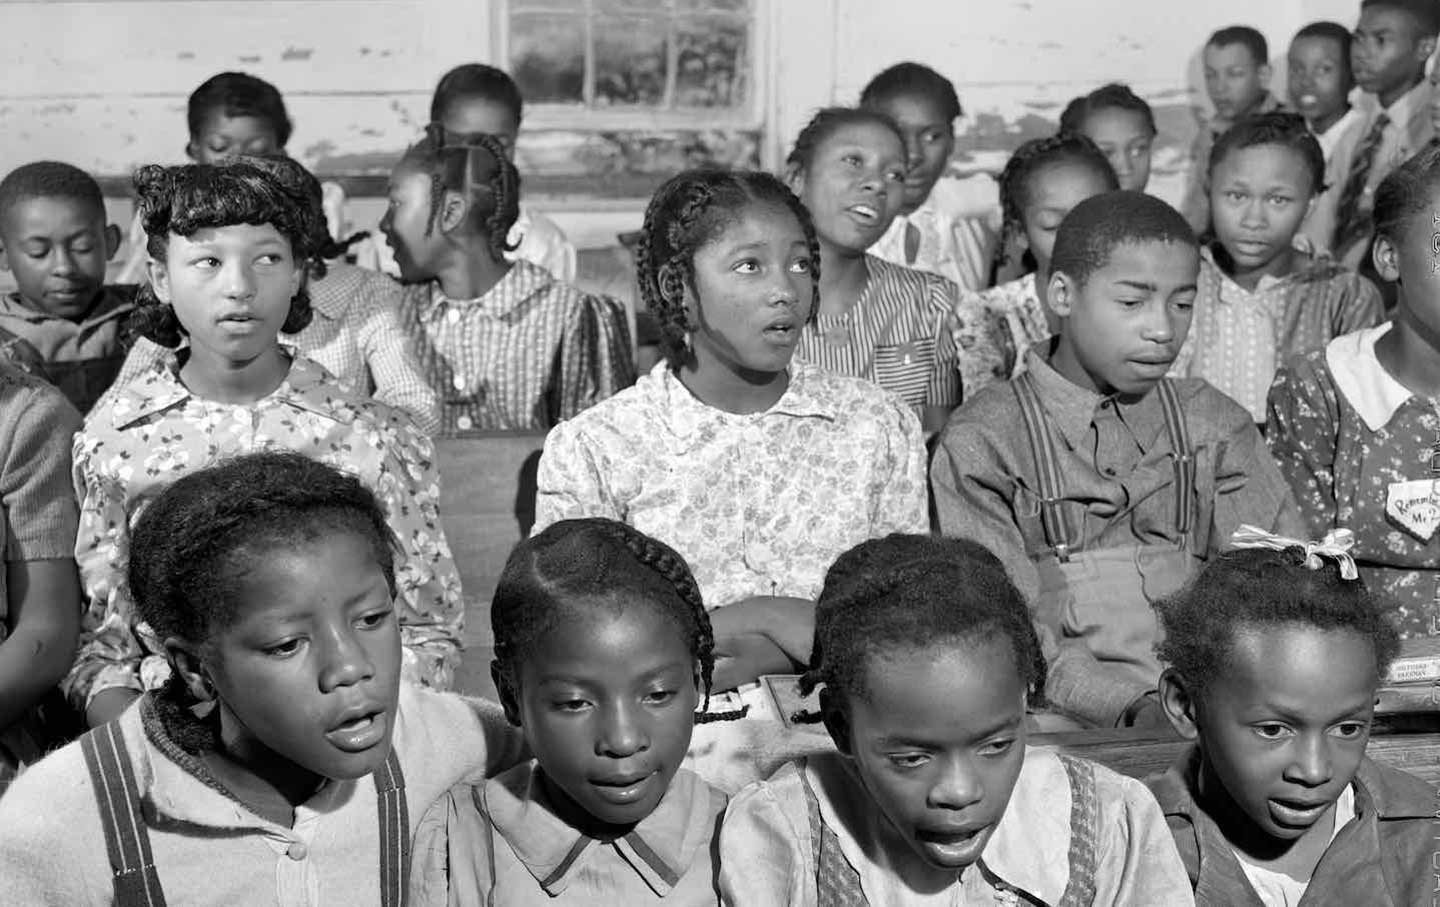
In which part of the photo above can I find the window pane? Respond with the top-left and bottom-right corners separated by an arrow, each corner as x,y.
595,0 -> 669,9
511,0 -> 581,8
594,16 -> 668,107
510,14 -> 586,104
675,15 -> 747,109
676,0 -> 750,10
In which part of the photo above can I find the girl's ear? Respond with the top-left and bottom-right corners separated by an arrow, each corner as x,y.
163,635 -> 214,705
184,140 -> 200,163
784,163 -> 806,196
491,661 -> 522,727
147,257 -> 173,305
1157,668 -> 1201,741
1047,270 -> 1076,317
818,687 -> 854,756
1372,232 -> 1401,283
104,224 -> 123,261
437,188 -> 470,236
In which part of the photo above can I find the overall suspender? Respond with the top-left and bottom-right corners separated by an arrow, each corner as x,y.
83,722 -> 411,907
1012,372 -> 1196,561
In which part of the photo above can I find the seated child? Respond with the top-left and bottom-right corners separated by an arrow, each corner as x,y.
1059,82 -> 1158,193
858,62 -> 1002,293
66,157 -> 464,729
0,453 -> 523,905
535,168 -> 927,702
1269,143 -> 1440,639
0,162 -> 135,412
932,191 -> 1304,729
380,125 -> 633,434
951,134 -> 1118,395
719,534 -> 1194,906
0,360 -> 81,790
1182,26 -> 1287,235
1148,528 -> 1432,905
410,518 -> 727,905
787,107 -> 960,434
1171,113 -> 1382,423
1288,21 -> 1366,255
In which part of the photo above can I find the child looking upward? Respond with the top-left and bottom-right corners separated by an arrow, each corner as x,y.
720,534 -> 1193,905
1148,530 -> 1432,905
411,519 -> 727,905
932,191 -> 1302,729
1182,26 -> 1286,234
1059,83 -> 1158,194
1268,142 -> 1440,639
787,107 -> 961,434
0,453 -> 522,906
0,162 -> 134,412
1170,113 -> 1382,423
67,157 -> 464,728
859,62 -> 1001,293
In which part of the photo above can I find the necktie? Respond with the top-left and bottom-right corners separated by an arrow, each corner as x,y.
1335,112 -> 1390,249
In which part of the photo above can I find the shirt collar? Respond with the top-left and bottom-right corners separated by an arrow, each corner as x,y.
483,762 -> 715,898
1020,343 -> 1152,452
414,259 -> 554,321
0,286 -> 135,326
307,262 -> 368,320
654,359 -> 838,444
107,346 -> 353,428
1324,323 -> 1412,431
1376,78 -> 1430,122
1200,245 -> 1321,299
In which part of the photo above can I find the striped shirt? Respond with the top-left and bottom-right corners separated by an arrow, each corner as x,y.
795,255 -> 960,410
1170,246 -> 1383,422
397,261 -> 634,435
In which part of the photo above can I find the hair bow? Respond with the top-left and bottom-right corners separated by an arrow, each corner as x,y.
1228,525 -> 1358,580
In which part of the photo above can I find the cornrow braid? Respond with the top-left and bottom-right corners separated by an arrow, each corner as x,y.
638,168 -> 820,370
401,123 -> 520,262
992,132 -> 1118,278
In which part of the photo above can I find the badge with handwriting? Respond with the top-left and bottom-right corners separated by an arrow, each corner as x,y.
1386,479 -> 1440,541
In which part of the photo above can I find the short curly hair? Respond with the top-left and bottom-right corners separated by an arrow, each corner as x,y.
1058,83 -> 1157,138
186,71 -> 293,148
801,534 -> 1046,714
858,62 -> 962,122
0,160 -> 107,224
430,63 -> 523,127
127,156 -> 319,347
637,168 -> 820,370
396,123 -> 520,264
1049,190 -> 1196,287
1208,111 -> 1325,194
1155,546 -> 1401,696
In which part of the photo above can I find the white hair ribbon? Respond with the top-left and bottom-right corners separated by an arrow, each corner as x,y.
1228,524 -> 1359,580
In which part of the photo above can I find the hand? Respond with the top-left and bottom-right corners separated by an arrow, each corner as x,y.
85,688 -> 141,728
711,632 -> 791,692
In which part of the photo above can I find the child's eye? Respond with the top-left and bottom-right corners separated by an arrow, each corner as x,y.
642,689 -> 677,706
256,253 -> 286,265
1224,190 -> 1247,202
885,168 -> 906,183
842,154 -> 863,168
1332,721 -> 1368,739
887,753 -> 929,769
553,699 -> 591,713
192,256 -> 221,269
923,129 -> 946,144
732,259 -> 760,274
979,738 -> 1016,758
1253,723 -> 1292,739
264,638 -> 304,658
789,257 -> 813,274
71,242 -> 94,254
357,608 -> 393,630
1267,195 -> 1292,207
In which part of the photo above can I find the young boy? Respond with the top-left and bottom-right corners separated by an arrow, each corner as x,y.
1182,26 -> 1286,235
1330,0 -> 1439,268
1170,113 -> 1382,423
1289,21 -> 1368,255
931,191 -> 1303,730
0,162 -> 134,413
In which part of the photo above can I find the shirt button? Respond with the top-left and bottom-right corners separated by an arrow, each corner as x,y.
286,841 -> 308,861
446,308 -> 460,325
1103,467 -> 1117,477
456,415 -> 473,431
452,375 -> 466,391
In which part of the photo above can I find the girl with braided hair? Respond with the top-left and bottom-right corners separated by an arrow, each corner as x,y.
719,534 -> 1192,906
950,134 -> 1118,395
380,124 -> 633,434
410,518 -> 729,905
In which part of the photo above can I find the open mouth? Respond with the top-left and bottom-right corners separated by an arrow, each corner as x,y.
762,318 -> 798,342
589,771 -> 657,804
846,203 -> 881,224
325,707 -> 388,753
915,824 -> 988,862
1268,797 -> 1331,827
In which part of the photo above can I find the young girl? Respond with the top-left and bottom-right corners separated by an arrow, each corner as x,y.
0,453 -> 523,905
1268,143 -> 1440,639
1148,527 -> 1431,904
380,125 -> 633,434
858,62 -> 1002,294
1058,82 -> 1157,193
719,534 -> 1193,905
951,134 -> 1119,395
67,156 -> 464,728
535,168 -> 927,706
410,518 -> 728,905
787,107 -> 961,434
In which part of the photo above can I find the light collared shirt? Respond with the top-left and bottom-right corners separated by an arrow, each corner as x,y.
868,173 -> 1001,293
0,286 -> 137,412
1267,323 -> 1440,637
719,748 -> 1194,906
951,272 -> 1051,397
410,762 -> 726,906
0,685 -> 525,907
534,360 -> 929,609
397,261 -> 634,435
65,353 -> 465,708
1170,247 -> 1382,422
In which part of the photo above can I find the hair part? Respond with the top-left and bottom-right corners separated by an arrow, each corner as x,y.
430,63 -> 524,126
1049,190 -> 1196,286
1058,83 -> 1157,137
785,106 -> 906,176
995,132 -> 1119,274
1361,0 -> 1440,36
186,72 -> 293,147
1208,25 -> 1270,66
0,161 -> 107,226
858,61 -> 962,122
1155,546 -> 1401,697
398,123 -> 520,262
1208,111 -> 1326,194
637,168 -> 820,370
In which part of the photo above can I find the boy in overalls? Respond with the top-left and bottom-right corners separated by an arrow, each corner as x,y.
932,191 -> 1303,729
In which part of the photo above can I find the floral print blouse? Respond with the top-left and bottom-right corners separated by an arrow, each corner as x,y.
64,352 -> 465,710
951,273 -> 1052,399
1268,324 -> 1440,638
533,361 -> 929,609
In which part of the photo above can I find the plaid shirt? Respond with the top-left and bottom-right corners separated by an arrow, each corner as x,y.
397,261 -> 634,435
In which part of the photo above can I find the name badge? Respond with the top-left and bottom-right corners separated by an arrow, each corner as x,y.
1386,479 -> 1440,541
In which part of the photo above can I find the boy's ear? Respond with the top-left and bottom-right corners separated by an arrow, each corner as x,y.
184,140 -> 200,163
491,661 -> 522,727
1047,270 -> 1076,317
1416,35 -> 1437,66
784,163 -> 806,196
147,258 -> 172,304
1158,668 -> 1201,741
818,687 -> 854,756
104,224 -> 122,261
1372,232 -> 1401,283
163,636 -> 215,704
438,189 -> 470,236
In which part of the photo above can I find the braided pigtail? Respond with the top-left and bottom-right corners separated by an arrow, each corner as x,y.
993,132 -> 1117,277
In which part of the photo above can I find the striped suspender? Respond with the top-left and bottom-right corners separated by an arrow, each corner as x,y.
375,750 -> 410,907
1155,380 -> 1196,539
82,722 -> 167,907
1013,372 -> 1077,561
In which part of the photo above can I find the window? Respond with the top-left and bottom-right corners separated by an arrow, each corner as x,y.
504,0 -> 757,127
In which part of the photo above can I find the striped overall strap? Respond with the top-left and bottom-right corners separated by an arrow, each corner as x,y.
1154,379 -> 1196,538
1012,371 -> 1077,561
375,750 -> 410,907
799,765 -> 868,907
1056,755 -> 1099,907
81,721 -> 167,907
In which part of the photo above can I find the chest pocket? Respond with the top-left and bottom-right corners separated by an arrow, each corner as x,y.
872,337 -> 934,407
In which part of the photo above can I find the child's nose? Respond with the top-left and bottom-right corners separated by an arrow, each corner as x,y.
1284,737 -> 1334,786
926,758 -> 983,810
317,631 -> 375,693
222,261 -> 256,299
597,703 -> 648,757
